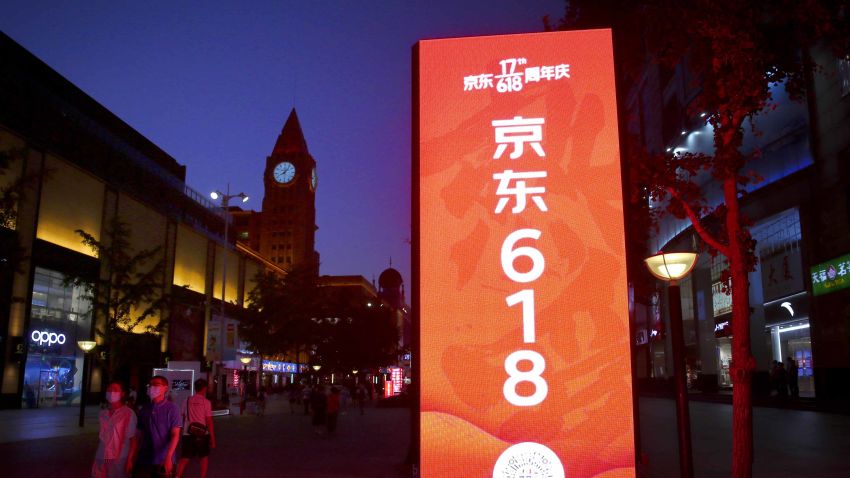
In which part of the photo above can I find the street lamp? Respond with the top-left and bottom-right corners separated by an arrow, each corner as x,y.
209,184 -> 249,315
311,364 -> 322,385
644,251 -> 698,478
76,340 -> 97,427
209,184 -> 248,400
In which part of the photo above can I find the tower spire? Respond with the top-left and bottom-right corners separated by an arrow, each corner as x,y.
272,108 -> 308,155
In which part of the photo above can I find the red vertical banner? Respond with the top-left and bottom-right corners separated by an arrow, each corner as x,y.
415,30 -> 635,478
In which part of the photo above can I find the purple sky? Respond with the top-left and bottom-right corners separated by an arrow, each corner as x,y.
0,0 -> 565,292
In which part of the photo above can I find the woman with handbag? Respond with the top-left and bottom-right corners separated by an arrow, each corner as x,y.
176,379 -> 215,478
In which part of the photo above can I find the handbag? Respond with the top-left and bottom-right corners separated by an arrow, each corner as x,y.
187,421 -> 207,437
185,398 -> 208,437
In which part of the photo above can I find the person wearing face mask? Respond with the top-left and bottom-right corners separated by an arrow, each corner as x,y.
135,376 -> 182,477
92,380 -> 138,478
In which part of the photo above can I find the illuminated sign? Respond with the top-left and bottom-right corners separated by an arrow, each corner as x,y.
262,360 -> 301,373
712,281 -> 732,317
811,252 -> 850,296
416,29 -> 635,477
389,366 -> 403,396
30,330 -> 67,346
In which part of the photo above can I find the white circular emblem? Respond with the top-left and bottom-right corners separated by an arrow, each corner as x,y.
493,442 -> 565,478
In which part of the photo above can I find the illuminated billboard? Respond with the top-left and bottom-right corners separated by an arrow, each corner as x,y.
414,29 -> 635,477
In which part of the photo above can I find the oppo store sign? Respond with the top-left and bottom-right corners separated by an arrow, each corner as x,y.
31,330 -> 67,347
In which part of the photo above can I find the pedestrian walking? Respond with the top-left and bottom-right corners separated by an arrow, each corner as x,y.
287,384 -> 299,415
257,385 -> 266,416
326,387 -> 340,435
135,375 -> 182,478
176,379 -> 215,478
777,362 -> 789,398
302,384 -> 312,415
787,356 -> 799,398
356,384 -> 367,415
91,381 -> 137,478
770,360 -> 780,396
340,385 -> 351,413
310,385 -> 327,436
127,386 -> 138,411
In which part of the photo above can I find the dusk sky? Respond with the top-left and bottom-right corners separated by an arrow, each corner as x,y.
0,0 -> 565,291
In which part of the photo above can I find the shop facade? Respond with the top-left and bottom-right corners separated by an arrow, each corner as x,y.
22,267 -> 92,407
0,34 -> 283,409
646,206 -> 822,398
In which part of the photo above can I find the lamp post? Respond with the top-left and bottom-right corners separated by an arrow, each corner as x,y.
645,251 -> 698,478
311,364 -> 321,385
239,356 -> 252,379
209,184 -> 248,400
77,340 -> 96,427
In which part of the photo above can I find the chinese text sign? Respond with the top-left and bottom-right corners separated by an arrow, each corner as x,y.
415,30 -> 635,478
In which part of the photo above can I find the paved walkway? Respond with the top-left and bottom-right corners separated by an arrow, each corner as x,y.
2,395 -> 848,477
0,403 -> 100,444
638,397 -> 850,478
0,395 -> 412,478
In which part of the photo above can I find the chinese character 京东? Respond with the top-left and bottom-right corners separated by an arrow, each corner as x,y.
492,170 -> 548,214
464,74 -> 494,91
492,116 -> 546,159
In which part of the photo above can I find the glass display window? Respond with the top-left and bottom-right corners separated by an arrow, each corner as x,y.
22,267 -> 92,408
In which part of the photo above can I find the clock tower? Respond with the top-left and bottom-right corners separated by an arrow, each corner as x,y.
259,108 -> 318,273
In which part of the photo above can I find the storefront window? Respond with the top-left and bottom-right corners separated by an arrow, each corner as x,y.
767,319 -> 815,397
22,267 -> 92,408
717,338 -> 733,388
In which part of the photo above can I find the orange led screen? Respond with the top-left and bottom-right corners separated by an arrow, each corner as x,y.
415,29 -> 635,478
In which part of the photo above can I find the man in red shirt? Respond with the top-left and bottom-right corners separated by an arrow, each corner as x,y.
326,386 -> 341,435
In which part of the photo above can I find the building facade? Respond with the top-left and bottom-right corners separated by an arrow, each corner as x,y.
231,108 -> 319,273
623,34 -> 850,403
0,32 -> 283,409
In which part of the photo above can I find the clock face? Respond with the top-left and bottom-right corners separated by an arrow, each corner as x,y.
273,162 -> 296,184
311,167 -> 317,191
492,442 -> 565,478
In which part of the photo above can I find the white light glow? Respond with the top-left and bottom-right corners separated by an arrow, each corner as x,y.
210,191 -> 220,200
644,252 -> 698,281
778,323 -> 809,334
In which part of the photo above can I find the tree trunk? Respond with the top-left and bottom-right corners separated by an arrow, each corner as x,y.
725,177 -> 754,478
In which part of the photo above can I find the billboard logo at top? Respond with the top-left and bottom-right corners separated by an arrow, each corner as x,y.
416,29 -> 635,477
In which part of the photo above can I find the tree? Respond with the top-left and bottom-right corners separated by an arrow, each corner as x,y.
314,301 -> 400,374
65,217 -> 167,377
556,1 -> 849,476
240,265 -> 320,365
0,147 -> 37,311
239,271 -> 288,366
